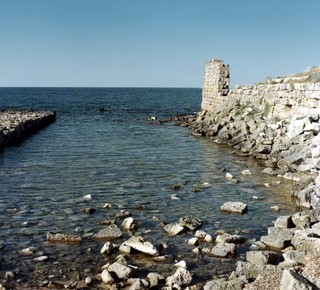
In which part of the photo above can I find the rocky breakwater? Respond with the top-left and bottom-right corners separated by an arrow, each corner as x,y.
189,65 -> 320,288
0,110 -> 56,149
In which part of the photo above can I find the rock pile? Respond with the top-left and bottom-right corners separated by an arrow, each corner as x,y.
192,107 -> 320,208
0,110 -> 56,149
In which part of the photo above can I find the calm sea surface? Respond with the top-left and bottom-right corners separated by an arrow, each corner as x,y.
0,88 -> 297,285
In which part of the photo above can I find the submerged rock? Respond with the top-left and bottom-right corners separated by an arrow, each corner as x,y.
179,216 -> 204,231
47,232 -> 82,244
92,224 -> 123,240
116,210 -> 131,219
163,223 -> 185,236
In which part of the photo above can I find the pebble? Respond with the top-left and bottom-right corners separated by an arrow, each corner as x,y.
83,194 -> 92,200
5,271 -> 15,280
187,237 -> 199,246
226,172 -> 234,180
103,203 -> 112,208
19,247 -> 35,256
241,169 -> 252,175
34,256 -> 48,262
253,195 -> 264,200
85,277 -> 92,286
270,205 -> 281,211
174,260 -> 187,269
171,194 -> 180,200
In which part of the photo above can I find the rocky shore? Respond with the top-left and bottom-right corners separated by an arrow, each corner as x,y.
187,106 -> 320,289
1,78 -> 320,288
0,110 -> 56,149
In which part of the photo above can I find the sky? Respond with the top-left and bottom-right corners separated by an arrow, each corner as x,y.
0,0 -> 319,88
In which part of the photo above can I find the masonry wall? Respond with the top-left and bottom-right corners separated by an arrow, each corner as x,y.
201,59 -> 230,112
202,60 -> 320,119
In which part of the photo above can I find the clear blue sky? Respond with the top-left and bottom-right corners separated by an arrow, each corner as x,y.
0,0 -> 319,87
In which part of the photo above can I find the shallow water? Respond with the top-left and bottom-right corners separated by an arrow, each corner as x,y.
0,88 -> 297,286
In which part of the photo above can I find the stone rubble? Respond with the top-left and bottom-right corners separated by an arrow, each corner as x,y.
0,110 -> 56,149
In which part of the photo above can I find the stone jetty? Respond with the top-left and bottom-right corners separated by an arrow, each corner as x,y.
0,110 -> 56,149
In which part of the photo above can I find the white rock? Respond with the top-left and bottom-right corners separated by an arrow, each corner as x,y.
108,262 -> 134,280
100,241 -> 114,255
226,173 -> 234,180
221,201 -> 248,214
253,195 -> 264,200
85,277 -> 92,286
147,272 -> 165,288
19,247 -> 35,256
119,243 -> 131,254
169,267 -> 192,286
210,242 -> 236,258
271,205 -> 281,211
83,194 -> 92,200
204,234 -> 213,243
174,260 -> 187,269
121,217 -> 138,230
202,182 -> 212,188
195,230 -> 207,239
34,255 -> 48,262
241,169 -> 251,175
171,194 -> 180,200
187,237 -> 198,246
127,278 -> 149,289
163,223 -> 185,236
280,269 -> 314,290
101,269 -> 114,284
123,236 -> 159,256
103,203 -> 112,208
192,247 -> 200,254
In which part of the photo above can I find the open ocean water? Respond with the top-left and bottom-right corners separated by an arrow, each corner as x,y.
0,88 -> 297,287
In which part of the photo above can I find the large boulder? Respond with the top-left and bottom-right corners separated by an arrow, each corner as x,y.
280,269 -> 315,290
260,227 -> 294,250
204,276 -> 247,290
235,261 -> 278,280
246,250 -> 281,266
301,256 -> 320,288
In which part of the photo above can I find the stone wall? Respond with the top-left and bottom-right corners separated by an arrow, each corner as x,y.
201,59 -> 230,112
202,60 -> 320,119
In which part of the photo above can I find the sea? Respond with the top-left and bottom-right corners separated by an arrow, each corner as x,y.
0,88 -> 297,286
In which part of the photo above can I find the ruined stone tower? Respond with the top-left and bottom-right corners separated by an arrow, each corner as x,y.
201,59 -> 230,112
